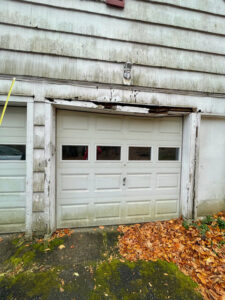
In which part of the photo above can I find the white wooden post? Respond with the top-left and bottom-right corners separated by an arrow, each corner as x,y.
45,103 -> 56,234
25,100 -> 34,237
180,112 -> 199,220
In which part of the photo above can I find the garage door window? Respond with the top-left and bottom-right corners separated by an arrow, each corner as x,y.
158,147 -> 179,161
0,144 -> 26,160
96,146 -> 121,160
62,145 -> 88,160
129,146 -> 151,161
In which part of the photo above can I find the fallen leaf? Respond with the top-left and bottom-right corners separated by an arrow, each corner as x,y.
60,287 -> 64,292
99,226 -> 104,230
73,272 -> 79,277
58,244 -> 66,250
0,238 -> 3,243
118,212 -> 225,299
70,245 -> 75,249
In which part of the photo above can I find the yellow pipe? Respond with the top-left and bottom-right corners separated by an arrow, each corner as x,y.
0,78 -> 16,126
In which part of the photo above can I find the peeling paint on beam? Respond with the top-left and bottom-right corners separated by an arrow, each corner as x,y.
53,99 -> 195,117
0,77 -> 224,115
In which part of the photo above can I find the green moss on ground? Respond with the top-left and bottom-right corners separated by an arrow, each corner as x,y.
0,231 -> 203,299
0,268 -> 60,300
90,259 -> 202,300
8,237 -> 64,267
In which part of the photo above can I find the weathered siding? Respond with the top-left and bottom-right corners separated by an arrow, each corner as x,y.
197,117 -> 225,216
0,0 -> 225,93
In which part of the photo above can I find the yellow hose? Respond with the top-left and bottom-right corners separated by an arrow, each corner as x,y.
0,78 -> 16,126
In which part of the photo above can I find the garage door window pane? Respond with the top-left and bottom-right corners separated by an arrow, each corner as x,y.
0,145 -> 26,160
129,147 -> 151,161
62,145 -> 88,160
96,146 -> 121,160
158,147 -> 179,161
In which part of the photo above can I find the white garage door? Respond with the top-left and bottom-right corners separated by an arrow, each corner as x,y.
57,110 -> 182,228
0,106 -> 27,233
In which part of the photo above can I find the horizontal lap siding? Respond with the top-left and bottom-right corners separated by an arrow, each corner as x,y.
0,0 -> 225,93
1,24 -> 225,75
17,0 -> 225,34
144,0 -> 225,17
1,1 -> 225,54
1,50 -> 225,93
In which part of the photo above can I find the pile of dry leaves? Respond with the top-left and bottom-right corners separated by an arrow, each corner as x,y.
118,212 -> 225,300
36,228 -> 74,244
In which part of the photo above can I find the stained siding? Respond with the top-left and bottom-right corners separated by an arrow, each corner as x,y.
197,118 -> 225,216
0,0 -> 224,93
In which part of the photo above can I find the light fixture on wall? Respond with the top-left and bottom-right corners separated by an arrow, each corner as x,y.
123,62 -> 132,84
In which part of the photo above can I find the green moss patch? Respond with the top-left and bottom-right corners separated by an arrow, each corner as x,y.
7,237 -> 64,268
90,259 -> 202,300
0,268 -> 60,300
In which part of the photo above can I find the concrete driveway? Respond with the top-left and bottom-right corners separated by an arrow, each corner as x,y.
0,227 -> 202,300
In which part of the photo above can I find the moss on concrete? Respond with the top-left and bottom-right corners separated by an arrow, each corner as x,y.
90,259 -> 202,300
8,237 -> 64,267
0,268 -> 60,300
0,230 -> 203,299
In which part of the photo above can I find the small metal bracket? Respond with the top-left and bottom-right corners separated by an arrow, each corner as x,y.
123,62 -> 132,80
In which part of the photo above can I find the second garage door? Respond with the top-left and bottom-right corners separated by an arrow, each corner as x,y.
57,110 -> 182,228
0,106 -> 27,233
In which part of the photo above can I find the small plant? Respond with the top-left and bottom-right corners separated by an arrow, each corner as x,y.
216,218 -> 225,230
198,224 -> 209,238
192,222 -> 199,229
201,215 -> 214,225
217,240 -> 225,248
182,220 -> 189,230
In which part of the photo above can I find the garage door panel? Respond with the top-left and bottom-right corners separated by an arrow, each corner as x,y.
57,110 -> 182,227
0,107 -> 26,139
159,119 -> 182,134
61,174 -> 89,192
126,173 -> 152,190
60,204 -> 89,221
128,119 -> 154,133
95,173 -> 122,191
0,194 -> 25,207
94,203 -> 121,220
155,199 -> 179,217
61,114 -> 89,131
0,176 -> 26,193
126,201 -> 152,217
96,116 -> 123,132
0,163 -> 26,174
156,173 -> 180,189
0,208 -> 25,225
